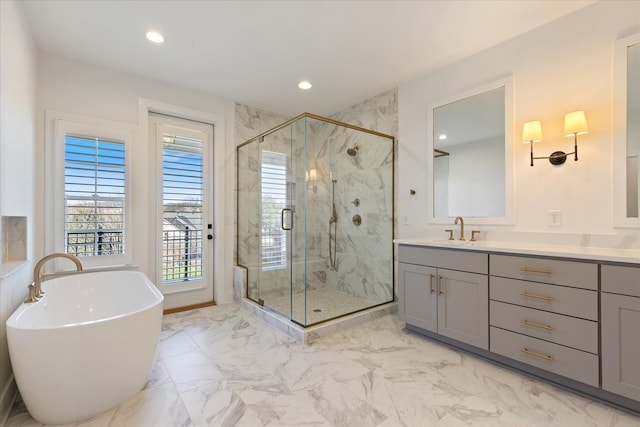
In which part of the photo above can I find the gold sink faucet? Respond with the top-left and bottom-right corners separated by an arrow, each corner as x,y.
454,216 -> 465,241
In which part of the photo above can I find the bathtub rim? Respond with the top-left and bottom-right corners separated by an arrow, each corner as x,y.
6,270 -> 164,331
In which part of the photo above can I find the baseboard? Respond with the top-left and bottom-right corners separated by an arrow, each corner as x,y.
163,301 -> 216,315
0,374 -> 18,427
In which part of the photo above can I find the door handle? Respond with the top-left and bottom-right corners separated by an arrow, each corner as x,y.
281,208 -> 293,230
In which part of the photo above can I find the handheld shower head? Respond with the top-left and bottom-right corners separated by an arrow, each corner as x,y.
346,146 -> 359,156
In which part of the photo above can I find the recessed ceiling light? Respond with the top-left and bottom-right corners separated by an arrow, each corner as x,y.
298,80 -> 312,90
438,134 -> 447,140
146,31 -> 164,44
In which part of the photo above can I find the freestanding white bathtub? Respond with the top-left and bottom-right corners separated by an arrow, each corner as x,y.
6,270 -> 164,424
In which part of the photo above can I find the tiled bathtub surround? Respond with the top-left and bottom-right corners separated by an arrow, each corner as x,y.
6,303 -> 639,426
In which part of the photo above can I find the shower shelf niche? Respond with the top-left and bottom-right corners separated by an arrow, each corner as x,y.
0,216 -> 28,279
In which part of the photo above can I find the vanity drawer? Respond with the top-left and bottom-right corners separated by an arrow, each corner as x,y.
490,327 -> 599,387
490,300 -> 598,354
602,264 -> 640,297
398,245 -> 487,274
490,254 -> 597,290
490,276 -> 597,320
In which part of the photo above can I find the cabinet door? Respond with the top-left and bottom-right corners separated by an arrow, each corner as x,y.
398,263 -> 438,332
437,269 -> 489,349
602,292 -> 640,401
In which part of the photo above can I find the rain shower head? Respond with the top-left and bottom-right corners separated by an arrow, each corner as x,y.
346,145 -> 360,156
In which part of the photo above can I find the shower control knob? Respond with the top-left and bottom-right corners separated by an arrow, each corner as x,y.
350,198 -> 360,207
352,214 -> 362,226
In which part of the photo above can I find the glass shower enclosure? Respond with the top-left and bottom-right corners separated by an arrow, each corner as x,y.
237,113 -> 394,326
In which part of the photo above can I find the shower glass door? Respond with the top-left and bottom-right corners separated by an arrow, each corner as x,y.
254,124 -> 297,318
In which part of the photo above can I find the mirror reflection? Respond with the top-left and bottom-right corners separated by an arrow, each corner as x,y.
627,42 -> 639,218
433,86 -> 505,218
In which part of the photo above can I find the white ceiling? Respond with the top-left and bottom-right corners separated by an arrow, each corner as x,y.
21,0 -> 594,117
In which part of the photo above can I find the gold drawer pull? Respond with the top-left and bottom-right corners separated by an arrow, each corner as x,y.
520,319 -> 553,331
520,267 -> 553,275
521,348 -> 554,361
520,292 -> 554,301
437,275 -> 444,295
429,274 -> 435,294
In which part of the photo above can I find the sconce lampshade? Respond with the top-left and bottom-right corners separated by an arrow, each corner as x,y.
522,121 -> 543,143
564,111 -> 588,136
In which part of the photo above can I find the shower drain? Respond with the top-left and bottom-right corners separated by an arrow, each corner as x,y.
313,309 -> 322,313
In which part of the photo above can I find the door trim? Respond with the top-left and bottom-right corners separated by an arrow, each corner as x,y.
137,98 -> 228,307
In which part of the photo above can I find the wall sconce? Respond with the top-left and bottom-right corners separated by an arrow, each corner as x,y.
522,111 -> 589,166
305,168 -> 317,193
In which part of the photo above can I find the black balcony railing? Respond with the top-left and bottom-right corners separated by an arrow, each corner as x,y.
162,228 -> 203,283
66,228 -> 204,283
66,230 -> 124,256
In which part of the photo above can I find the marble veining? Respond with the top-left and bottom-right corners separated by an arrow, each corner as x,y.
6,302 -> 639,426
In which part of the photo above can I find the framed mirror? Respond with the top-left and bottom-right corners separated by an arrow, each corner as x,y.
427,76 -> 514,224
614,33 -> 640,228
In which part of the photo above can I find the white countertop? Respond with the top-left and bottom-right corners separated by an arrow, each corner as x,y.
394,238 -> 640,265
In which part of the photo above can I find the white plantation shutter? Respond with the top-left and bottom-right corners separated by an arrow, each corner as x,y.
162,134 -> 204,283
64,134 -> 125,256
261,151 -> 287,270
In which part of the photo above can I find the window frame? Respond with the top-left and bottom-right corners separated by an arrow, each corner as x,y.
48,112 -> 133,270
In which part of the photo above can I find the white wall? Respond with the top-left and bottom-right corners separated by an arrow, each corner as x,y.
0,0 -> 37,420
398,1 -> 640,243
35,54 -> 237,304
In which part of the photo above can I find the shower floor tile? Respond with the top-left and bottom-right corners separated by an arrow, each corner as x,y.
262,288 -> 380,325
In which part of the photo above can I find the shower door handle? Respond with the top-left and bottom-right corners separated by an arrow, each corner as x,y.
281,208 -> 293,230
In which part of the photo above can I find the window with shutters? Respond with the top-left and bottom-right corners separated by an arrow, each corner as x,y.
64,134 -> 126,257
50,116 -> 132,268
261,151 -> 287,270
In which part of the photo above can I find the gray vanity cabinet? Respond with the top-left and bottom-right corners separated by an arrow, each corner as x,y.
601,265 -> 640,401
396,242 -> 640,413
398,263 -> 438,332
436,268 -> 489,349
489,254 -> 599,387
398,245 -> 489,350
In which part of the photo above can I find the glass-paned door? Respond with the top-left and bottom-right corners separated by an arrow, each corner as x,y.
149,113 -> 214,309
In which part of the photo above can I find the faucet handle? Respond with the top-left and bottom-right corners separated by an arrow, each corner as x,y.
444,229 -> 454,240
25,283 -> 38,303
471,230 -> 481,242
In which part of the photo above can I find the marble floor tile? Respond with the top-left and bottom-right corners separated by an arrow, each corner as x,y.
6,302 -> 640,427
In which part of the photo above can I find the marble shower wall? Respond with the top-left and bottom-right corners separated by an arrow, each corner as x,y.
306,117 -> 394,305
327,90 -> 398,302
